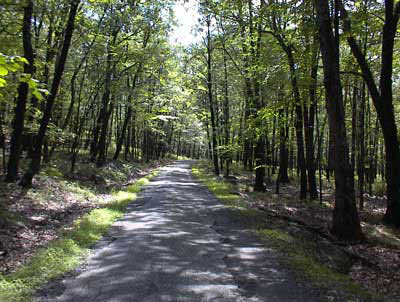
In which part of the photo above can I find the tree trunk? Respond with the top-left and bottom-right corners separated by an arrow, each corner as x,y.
20,0 -> 80,187
278,107 -> 289,183
206,14 -> 219,176
316,0 -> 363,241
357,82 -> 366,210
304,41 -> 319,200
113,68 -> 141,161
6,0 -> 34,182
339,0 -> 400,226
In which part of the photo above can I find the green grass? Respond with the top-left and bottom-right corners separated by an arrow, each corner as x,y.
192,163 -> 244,208
192,161 -> 382,302
257,229 -> 382,302
0,172 -> 158,302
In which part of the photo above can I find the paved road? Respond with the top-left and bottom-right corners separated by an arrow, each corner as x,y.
35,161 -> 318,302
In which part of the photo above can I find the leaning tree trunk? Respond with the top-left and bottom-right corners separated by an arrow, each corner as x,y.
339,0 -> 400,226
20,0 -> 80,188
316,0 -> 363,241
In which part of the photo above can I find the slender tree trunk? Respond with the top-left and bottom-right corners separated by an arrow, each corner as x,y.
278,107 -> 289,183
113,69 -> 141,161
96,58 -> 113,166
206,14 -> 219,176
0,111 -> 6,175
20,0 -> 80,187
6,0 -> 34,182
223,44 -> 230,178
305,42 -> 319,200
287,47 -> 307,200
339,0 -> 400,225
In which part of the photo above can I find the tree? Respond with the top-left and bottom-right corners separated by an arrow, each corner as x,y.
21,0 -> 81,187
5,0 -> 35,182
339,0 -> 400,226
316,0 -> 363,241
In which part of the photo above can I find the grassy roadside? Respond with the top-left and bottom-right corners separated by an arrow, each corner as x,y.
0,168 -> 159,302
192,160 -> 382,302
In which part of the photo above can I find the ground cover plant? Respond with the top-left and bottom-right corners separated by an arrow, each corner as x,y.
0,158 -> 164,302
193,160 -> 399,302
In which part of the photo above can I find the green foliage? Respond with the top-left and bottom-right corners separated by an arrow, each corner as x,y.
257,229 -> 382,302
192,162 -> 244,207
42,166 -> 64,178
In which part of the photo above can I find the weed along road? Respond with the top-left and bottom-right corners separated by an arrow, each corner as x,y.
35,161 -> 317,302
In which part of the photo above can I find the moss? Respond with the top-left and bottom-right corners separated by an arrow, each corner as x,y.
42,167 -> 63,178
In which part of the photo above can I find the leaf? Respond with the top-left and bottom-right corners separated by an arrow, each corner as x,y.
0,66 -> 8,76
0,78 -> 6,87
32,89 -> 44,101
28,78 -> 39,89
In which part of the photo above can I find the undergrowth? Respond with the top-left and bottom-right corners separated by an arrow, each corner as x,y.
192,160 -> 382,302
0,170 -> 159,302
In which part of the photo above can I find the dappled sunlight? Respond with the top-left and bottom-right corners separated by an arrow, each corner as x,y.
48,161 -> 312,301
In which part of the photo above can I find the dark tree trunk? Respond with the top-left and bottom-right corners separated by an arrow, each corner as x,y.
357,82 -> 366,210
222,44 -> 230,178
6,0 -> 34,182
113,67 -> 141,161
20,0 -> 80,187
339,0 -> 400,226
268,23 -> 307,199
96,49 -> 114,167
304,41 -> 319,200
278,107 -> 290,183
286,47 -> 307,200
206,14 -> 219,176
316,0 -> 363,241
0,111 -> 6,175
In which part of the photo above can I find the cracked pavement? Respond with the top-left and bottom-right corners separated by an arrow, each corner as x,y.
34,160 -> 319,302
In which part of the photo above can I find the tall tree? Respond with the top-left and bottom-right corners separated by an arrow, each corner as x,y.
21,0 -> 81,187
316,0 -> 363,241
339,0 -> 400,226
5,0 -> 35,182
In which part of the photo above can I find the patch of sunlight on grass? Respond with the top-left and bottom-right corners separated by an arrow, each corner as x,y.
363,223 -> 400,249
41,166 -> 64,178
0,168 -> 159,302
192,165 -> 244,209
127,178 -> 150,193
257,228 -> 382,302
193,162 -> 381,302
62,182 -> 96,200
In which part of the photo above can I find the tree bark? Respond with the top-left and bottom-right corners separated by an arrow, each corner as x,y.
6,0 -> 34,182
206,14 -> 219,176
20,0 -> 80,187
339,0 -> 400,226
316,0 -> 363,241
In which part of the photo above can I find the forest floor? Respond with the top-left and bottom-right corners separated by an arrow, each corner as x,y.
195,161 -> 400,302
0,157 -> 169,276
1,159 -> 399,301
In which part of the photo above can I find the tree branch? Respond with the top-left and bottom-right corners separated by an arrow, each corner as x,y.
337,0 -> 381,104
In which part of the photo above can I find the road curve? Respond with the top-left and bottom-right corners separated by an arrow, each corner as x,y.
35,160 -> 318,302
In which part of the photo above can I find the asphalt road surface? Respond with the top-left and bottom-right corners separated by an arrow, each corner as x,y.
35,160 -> 318,302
